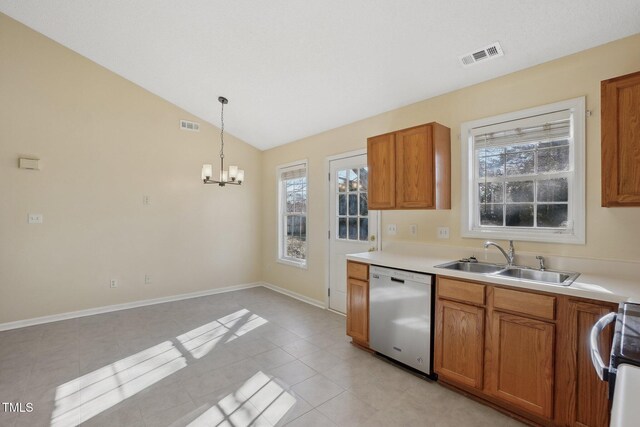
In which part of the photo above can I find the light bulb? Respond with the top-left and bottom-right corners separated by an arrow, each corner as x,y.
229,165 -> 238,180
201,164 -> 213,180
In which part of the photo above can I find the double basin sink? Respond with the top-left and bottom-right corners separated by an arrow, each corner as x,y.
435,260 -> 580,286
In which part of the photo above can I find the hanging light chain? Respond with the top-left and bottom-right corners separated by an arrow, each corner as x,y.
219,100 -> 225,160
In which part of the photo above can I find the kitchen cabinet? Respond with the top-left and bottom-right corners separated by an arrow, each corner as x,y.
486,311 -> 555,418
434,275 -> 616,427
556,300 -> 617,427
601,70 -> 640,207
435,298 -> 485,389
346,261 -> 369,346
367,122 -> 450,210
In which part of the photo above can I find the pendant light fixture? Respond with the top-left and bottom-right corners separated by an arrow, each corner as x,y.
201,96 -> 244,186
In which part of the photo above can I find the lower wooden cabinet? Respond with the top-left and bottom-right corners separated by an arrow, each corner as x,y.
434,299 -> 485,389
556,300 -> 616,427
435,276 -> 616,427
346,278 -> 369,344
346,261 -> 369,346
486,311 -> 555,418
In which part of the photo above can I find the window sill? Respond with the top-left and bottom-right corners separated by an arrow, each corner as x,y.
277,258 -> 308,270
462,228 -> 585,244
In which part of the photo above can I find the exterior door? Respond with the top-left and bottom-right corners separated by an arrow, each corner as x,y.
328,154 -> 378,313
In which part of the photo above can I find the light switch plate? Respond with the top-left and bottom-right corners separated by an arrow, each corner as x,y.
28,213 -> 43,224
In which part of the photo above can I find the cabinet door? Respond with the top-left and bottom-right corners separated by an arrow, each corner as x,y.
559,301 -> 614,427
396,125 -> 434,208
487,312 -> 555,419
367,133 -> 395,209
435,299 -> 485,389
602,70 -> 640,206
346,278 -> 369,344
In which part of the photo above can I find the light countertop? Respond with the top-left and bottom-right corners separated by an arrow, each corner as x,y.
346,250 -> 640,304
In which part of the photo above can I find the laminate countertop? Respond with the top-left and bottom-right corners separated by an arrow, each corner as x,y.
347,250 -> 640,304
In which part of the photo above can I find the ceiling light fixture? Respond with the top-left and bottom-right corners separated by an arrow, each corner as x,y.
201,96 -> 244,186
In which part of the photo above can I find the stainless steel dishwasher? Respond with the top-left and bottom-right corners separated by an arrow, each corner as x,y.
369,265 -> 434,376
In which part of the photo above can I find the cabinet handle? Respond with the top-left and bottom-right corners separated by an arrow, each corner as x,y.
590,312 -> 616,381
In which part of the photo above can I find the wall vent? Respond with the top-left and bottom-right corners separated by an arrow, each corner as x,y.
459,42 -> 504,67
180,119 -> 200,132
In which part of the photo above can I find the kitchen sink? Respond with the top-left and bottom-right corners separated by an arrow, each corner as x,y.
435,260 -> 580,286
435,261 -> 505,274
496,267 -> 579,286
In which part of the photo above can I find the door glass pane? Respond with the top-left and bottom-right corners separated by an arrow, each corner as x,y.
348,169 -> 358,192
337,170 -> 347,192
338,217 -> 346,239
359,193 -> 368,216
348,194 -> 357,215
348,218 -> 358,240
359,218 -> 368,241
359,168 -> 368,191
338,194 -> 346,215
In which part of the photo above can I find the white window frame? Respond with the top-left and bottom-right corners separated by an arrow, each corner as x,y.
461,97 -> 585,244
277,160 -> 309,269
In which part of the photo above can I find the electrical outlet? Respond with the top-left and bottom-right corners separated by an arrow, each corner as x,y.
28,213 -> 43,224
409,224 -> 418,238
143,195 -> 150,205
387,224 -> 397,235
110,279 -> 118,288
437,227 -> 450,239
144,274 -> 151,284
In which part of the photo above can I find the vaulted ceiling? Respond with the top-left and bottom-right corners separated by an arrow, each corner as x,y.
1,1 -> 639,150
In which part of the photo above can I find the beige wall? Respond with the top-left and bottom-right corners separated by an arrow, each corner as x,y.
0,14 -> 262,323
261,33 -> 640,303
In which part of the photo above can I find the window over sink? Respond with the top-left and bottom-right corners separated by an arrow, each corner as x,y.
461,97 -> 585,244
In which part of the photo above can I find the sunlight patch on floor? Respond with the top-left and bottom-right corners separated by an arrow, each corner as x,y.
50,308 -> 269,426
187,371 -> 296,427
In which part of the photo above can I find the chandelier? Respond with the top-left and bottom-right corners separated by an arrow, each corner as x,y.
201,96 -> 244,186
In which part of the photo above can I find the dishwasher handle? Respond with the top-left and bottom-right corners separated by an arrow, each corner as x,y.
391,277 -> 405,284
590,312 -> 616,381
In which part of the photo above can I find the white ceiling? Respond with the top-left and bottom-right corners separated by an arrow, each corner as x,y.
1,1 -> 639,150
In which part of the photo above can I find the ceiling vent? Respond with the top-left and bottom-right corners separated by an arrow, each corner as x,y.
459,42 -> 504,67
180,119 -> 200,132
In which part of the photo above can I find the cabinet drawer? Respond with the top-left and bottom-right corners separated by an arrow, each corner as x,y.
347,261 -> 369,281
438,277 -> 485,305
493,287 -> 555,320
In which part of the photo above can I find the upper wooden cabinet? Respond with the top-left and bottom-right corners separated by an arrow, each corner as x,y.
601,70 -> 640,207
367,122 -> 451,210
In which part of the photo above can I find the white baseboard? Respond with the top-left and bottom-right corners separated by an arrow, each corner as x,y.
260,281 -> 326,309
0,282 -> 261,332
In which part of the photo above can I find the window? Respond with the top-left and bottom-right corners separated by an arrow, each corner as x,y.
461,97 -> 585,244
277,161 -> 308,267
336,167 -> 369,241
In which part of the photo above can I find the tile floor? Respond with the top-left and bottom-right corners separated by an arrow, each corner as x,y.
0,287 -> 523,427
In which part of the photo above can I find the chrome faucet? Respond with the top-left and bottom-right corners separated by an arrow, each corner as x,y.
484,240 -> 515,266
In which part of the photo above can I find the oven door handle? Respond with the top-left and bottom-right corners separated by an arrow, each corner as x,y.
590,312 -> 616,381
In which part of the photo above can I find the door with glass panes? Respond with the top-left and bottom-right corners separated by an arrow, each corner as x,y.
328,154 -> 378,313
